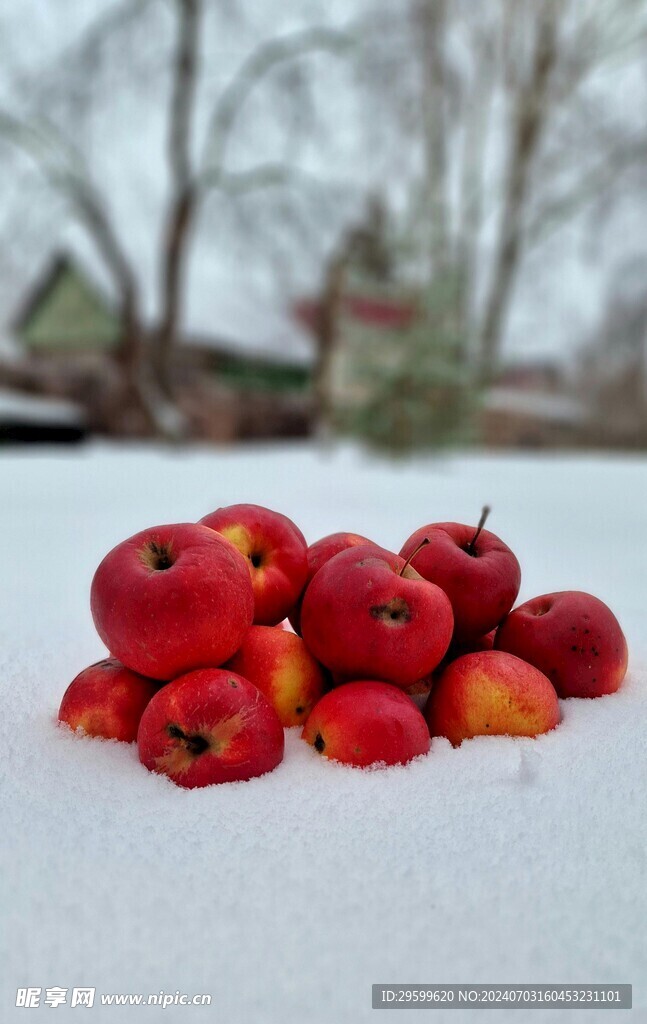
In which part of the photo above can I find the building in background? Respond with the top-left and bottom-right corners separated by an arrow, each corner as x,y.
294,280 -> 417,420
0,2 -> 645,451
4,252 -> 314,442
295,271 -> 590,451
479,361 -> 585,449
6,247 -> 646,452
13,254 -> 120,360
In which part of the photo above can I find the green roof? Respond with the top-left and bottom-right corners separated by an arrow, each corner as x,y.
15,256 -> 120,352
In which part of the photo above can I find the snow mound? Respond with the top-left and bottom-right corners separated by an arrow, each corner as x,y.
1,443 -> 645,1022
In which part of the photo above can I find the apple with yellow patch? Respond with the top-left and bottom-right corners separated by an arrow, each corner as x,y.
200,503 -> 307,626
137,668 -> 284,788
303,681 -> 430,767
425,650 -> 560,746
225,625 -> 326,727
58,658 -> 158,742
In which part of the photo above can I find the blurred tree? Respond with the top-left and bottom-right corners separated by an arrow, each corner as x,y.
358,0 -> 647,385
318,200 -> 476,453
349,281 -> 476,454
310,195 -> 394,439
0,0 -> 351,435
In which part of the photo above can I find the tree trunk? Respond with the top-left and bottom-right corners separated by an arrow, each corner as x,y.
154,0 -> 201,399
416,0 -> 450,270
155,184 -> 197,395
112,293 -> 159,435
478,8 -> 559,384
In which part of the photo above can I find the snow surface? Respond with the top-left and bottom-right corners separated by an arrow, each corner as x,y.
1,443 -> 646,1023
0,389 -> 84,426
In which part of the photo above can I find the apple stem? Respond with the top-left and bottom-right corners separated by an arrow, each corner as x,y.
466,505 -> 491,555
399,537 -> 430,576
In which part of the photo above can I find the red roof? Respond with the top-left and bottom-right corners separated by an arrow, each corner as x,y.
294,294 -> 417,333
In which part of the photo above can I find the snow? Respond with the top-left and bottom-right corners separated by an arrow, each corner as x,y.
1,443 -> 645,1023
0,388 -> 84,426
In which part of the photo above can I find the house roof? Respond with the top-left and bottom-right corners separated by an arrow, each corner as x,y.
12,252 -> 120,351
11,250 -> 315,367
185,285 -> 314,366
294,292 -> 417,335
11,253 -> 75,334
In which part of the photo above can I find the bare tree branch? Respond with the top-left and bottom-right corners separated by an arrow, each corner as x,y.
526,136 -> 647,247
415,0 -> 451,264
5,0 -> 161,117
0,109 -> 138,313
0,107 -> 154,426
55,0 -> 160,70
201,161 -> 331,196
478,2 -> 562,380
0,3 -> 357,440
0,111 -> 65,172
455,22 -> 498,349
154,13 -> 352,398
167,0 -> 199,195
201,25 -> 352,174
155,0 -> 201,398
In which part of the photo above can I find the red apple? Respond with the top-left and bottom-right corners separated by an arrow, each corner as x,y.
289,531 -> 375,634
200,503 -> 307,626
400,508 -> 521,643
495,591 -> 628,698
225,625 -> 326,727
58,658 -> 158,742
302,681 -> 430,767
300,542 -> 454,688
425,650 -> 560,746
137,668 -> 284,788
91,523 -> 254,680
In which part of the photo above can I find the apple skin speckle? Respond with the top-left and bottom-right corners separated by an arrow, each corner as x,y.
495,591 -> 628,698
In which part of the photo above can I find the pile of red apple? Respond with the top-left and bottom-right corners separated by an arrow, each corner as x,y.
58,503 -> 629,788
